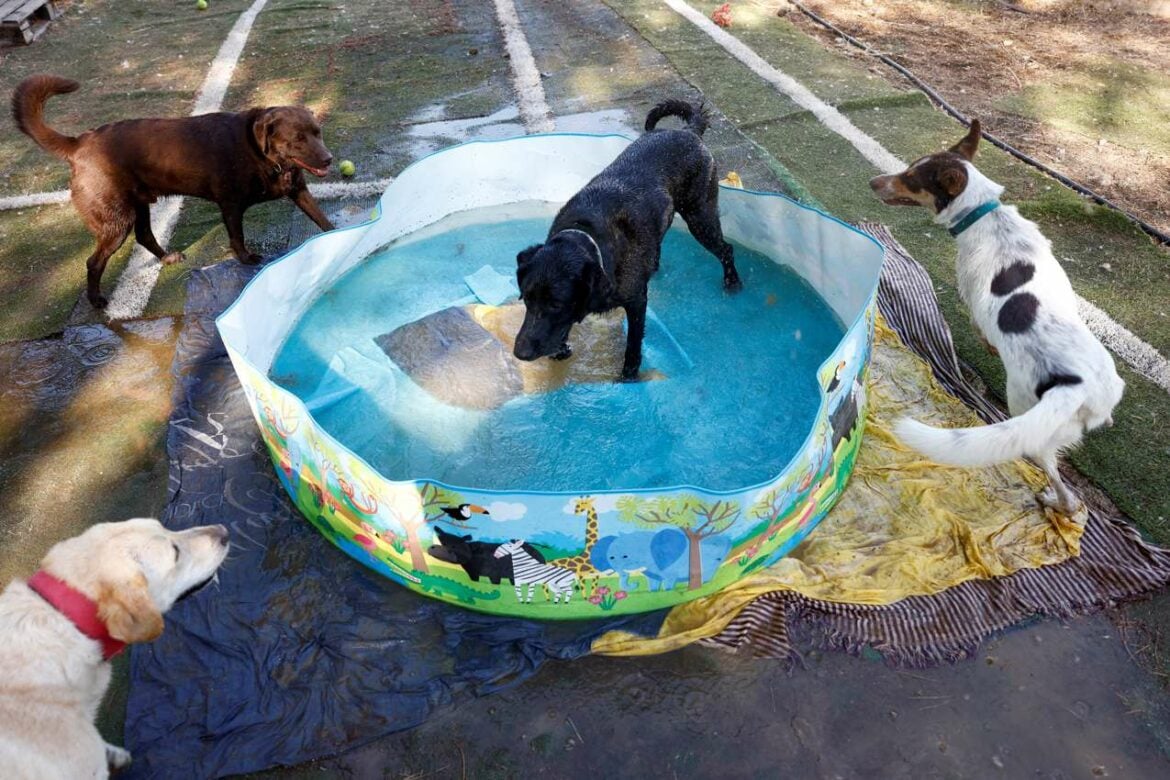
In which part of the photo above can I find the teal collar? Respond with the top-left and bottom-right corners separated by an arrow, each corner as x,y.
948,201 -> 1000,237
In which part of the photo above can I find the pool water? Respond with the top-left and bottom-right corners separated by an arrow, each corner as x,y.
271,202 -> 844,492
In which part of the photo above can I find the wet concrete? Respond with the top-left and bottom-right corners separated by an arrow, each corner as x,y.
0,318 -> 174,583
516,0 -> 791,195
269,614 -> 1170,778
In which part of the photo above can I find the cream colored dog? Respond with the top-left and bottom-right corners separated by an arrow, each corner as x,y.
0,518 -> 229,779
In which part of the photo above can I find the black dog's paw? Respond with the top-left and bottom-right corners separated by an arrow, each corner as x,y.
551,344 -> 573,361
723,273 -> 744,293
620,368 -> 641,383
90,294 -> 109,309
240,253 -> 264,266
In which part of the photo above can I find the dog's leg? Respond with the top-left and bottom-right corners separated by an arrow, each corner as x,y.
105,743 -> 132,770
1038,453 -> 1082,516
84,223 -> 133,309
621,298 -> 647,381
134,205 -> 184,265
291,187 -> 336,232
219,204 -> 262,265
679,174 -> 742,291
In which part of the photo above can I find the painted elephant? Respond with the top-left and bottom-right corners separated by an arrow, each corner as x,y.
589,529 -> 732,592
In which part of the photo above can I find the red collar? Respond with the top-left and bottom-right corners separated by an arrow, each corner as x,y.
27,571 -> 126,660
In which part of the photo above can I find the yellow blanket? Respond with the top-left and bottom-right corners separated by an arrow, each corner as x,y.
594,316 -> 1084,656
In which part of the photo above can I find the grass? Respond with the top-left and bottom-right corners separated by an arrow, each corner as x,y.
997,57 -> 1170,158
0,0 -> 516,338
0,0 -> 249,194
0,0 -> 254,341
141,0 -> 515,319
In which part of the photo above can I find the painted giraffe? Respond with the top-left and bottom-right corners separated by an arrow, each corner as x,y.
555,497 -> 603,595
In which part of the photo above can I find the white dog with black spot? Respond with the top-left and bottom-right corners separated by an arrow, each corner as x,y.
869,120 -> 1124,515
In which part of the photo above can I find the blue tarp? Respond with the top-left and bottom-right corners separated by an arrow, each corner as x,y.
124,260 -> 665,779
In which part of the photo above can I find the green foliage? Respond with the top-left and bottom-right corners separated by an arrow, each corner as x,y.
416,573 -> 501,605
618,494 -> 741,539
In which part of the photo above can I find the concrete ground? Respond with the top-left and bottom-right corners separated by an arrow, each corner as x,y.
1,0 -> 1169,776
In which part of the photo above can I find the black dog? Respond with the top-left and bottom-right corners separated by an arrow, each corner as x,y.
427,528 -> 546,585
513,100 -> 742,381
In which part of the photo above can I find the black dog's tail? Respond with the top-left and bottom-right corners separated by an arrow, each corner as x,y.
644,99 -> 708,136
12,74 -> 81,160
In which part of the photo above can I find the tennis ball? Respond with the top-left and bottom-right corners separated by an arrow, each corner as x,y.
196,0 -> 208,9
339,160 -> 356,177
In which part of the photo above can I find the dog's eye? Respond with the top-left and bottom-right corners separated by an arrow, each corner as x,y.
172,543 -> 180,562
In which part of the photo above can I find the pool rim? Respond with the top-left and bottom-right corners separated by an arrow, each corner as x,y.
216,131 -> 884,500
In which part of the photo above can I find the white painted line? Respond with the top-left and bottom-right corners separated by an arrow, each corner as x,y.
192,0 -> 272,116
105,0 -> 272,321
1079,298 -> 1170,395
491,0 -> 555,134
665,0 -> 1170,392
0,179 -> 392,213
661,0 -> 903,174
0,190 -> 70,210
308,178 -> 394,201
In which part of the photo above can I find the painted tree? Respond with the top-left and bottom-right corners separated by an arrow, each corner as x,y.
732,485 -> 802,557
748,485 -> 796,534
380,482 -> 466,573
617,495 -> 741,590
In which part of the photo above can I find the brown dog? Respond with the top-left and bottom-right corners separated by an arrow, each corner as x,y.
12,74 -> 337,308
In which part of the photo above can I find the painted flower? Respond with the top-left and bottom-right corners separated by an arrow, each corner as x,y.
589,594 -> 603,605
614,591 -> 627,601
596,586 -> 610,596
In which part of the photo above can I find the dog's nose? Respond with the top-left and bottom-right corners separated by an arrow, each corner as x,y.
513,344 -> 536,361
207,524 -> 229,544
322,156 -> 333,168
868,176 -> 884,191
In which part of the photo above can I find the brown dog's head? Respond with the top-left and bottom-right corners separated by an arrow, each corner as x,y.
40,518 -> 230,644
869,120 -> 982,212
253,106 -> 333,177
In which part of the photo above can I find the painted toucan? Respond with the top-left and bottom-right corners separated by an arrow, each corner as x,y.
440,504 -> 491,521
826,360 -> 847,394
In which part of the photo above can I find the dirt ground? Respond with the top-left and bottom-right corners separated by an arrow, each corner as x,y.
784,0 -> 1170,236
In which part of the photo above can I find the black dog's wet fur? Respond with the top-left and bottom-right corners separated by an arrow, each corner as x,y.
513,100 -> 742,381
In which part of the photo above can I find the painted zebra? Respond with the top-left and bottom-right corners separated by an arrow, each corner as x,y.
493,539 -> 578,604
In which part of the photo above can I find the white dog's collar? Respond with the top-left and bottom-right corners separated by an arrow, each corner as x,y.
557,229 -> 607,275
947,201 -> 1001,237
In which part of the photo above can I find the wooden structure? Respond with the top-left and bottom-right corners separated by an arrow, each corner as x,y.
1,0 -> 61,46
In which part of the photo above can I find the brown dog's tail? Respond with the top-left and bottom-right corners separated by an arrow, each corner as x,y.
644,99 -> 709,136
12,75 -> 81,160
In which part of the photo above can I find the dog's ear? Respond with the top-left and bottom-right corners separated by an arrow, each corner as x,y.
253,109 -> 281,158
97,572 -> 164,644
516,244 -> 542,268
938,165 -> 968,197
949,119 -> 981,160
516,244 -> 542,286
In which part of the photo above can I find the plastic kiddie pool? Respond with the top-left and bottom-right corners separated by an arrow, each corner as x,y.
217,134 -> 883,619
